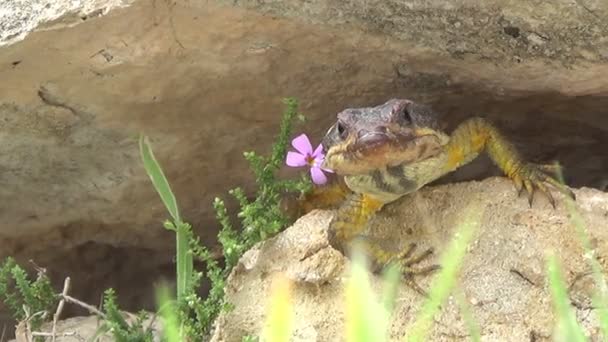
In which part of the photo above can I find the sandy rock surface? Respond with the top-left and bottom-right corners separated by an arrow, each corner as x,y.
212,177 -> 608,341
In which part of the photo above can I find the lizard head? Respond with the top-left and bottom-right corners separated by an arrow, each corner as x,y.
321,98 -> 449,176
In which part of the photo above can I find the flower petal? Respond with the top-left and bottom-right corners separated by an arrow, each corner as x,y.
286,151 -> 308,167
311,143 -> 325,159
310,167 -> 328,185
291,134 -> 313,155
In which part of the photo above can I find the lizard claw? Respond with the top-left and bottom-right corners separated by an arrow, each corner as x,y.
510,162 -> 574,209
393,243 -> 440,296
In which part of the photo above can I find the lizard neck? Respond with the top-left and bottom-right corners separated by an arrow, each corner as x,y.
342,151 -> 451,204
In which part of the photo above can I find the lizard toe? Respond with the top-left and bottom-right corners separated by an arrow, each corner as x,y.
535,181 -> 556,209
401,246 -> 434,267
396,242 -> 417,261
510,163 -> 574,208
394,245 -> 439,295
399,263 -> 440,296
523,178 -> 534,207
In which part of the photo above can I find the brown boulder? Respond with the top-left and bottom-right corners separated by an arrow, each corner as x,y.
212,178 -> 608,341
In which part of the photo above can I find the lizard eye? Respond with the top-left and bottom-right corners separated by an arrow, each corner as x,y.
322,121 -> 348,150
398,105 -> 412,124
392,101 -> 413,124
336,121 -> 348,140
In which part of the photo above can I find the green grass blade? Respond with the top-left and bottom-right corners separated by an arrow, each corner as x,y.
454,289 -> 481,342
565,197 -> 608,338
262,274 -> 294,342
381,263 -> 400,314
139,135 -> 191,301
404,206 -> 481,342
345,250 -> 390,342
553,166 -> 608,338
175,223 -> 192,300
139,135 -> 181,223
546,253 -> 588,342
156,285 -> 182,342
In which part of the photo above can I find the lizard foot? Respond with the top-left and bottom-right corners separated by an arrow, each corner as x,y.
510,162 -> 575,208
393,243 -> 440,296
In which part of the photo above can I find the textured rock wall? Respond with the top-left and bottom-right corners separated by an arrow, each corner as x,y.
0,0 -> 135,46
219,0 -> 608,64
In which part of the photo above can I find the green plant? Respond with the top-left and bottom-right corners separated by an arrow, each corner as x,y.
546,253 -> 587,342
545,166 -> 608,340
140,133 -> 193,302
139,97 -> 310,340
343,250 -> 397,342
140,134 -> 209,341
454,288 -> 481,342
95,288 -> 155,342
155,284 -> 182,342
404,207 -> 481,342
213,97 -> 312,264
0,258 -> 57,337
261,274 -> 294,342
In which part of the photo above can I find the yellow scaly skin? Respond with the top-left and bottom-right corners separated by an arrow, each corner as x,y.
303,99 -> 574,294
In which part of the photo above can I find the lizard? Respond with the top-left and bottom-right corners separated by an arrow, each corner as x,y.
295,98 -> 575,294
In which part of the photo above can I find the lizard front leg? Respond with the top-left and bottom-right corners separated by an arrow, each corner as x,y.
328,193 -> 439,294
298,179 -> 352,214
282,179 -> 352,223
445,117 -> 575,207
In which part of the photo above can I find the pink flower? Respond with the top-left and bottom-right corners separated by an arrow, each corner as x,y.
286,133 -> 333,185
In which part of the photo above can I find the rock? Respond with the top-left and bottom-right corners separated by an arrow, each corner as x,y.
0,0 -> 607,338
0,0 -> 135,46
220,0 -> 608,64
9,313 -> 162,342
211,178 -> 608,341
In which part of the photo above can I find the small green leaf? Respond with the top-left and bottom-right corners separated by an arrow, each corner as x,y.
164,220 -> 177,231
139,135 -> 181,223
547,253 -> 588,342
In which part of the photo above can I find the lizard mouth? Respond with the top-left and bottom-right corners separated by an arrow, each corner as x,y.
322,128 -> 444,176
357,131 -> 392,145
351,130 -> 414,155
